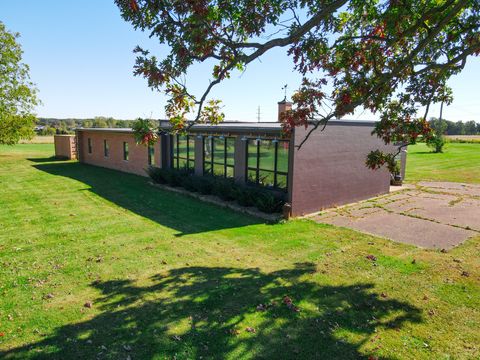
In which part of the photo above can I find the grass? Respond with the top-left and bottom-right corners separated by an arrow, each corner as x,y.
0,144 -> 479,359
406,142 -> 480,183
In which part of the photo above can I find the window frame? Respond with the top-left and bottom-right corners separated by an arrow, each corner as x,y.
87,138 -> 92,154
172,134 -> 195,171
123,141 -> 129,161
203,136 -> 235,178
246,138 -> 289,191
103,139 -> 109,158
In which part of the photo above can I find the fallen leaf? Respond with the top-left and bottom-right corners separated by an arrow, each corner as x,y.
256,304 -> 267,312
461,271 -> 470,277
228,328 -> 240,336
42,293 -> 54,300
380,292 -> 388,298
245,327 -> 256,333
283,296 -> 292,306
366,255 -> 377,261
84,301 -> 93,309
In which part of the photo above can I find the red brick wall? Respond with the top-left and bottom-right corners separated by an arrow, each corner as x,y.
290,122 -> 393,216
76,130 -> 161,176
54,135 -> 77,159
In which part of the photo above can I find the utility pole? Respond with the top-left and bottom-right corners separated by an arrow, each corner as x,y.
257,106 -> 261,123
439,100 -> 444,121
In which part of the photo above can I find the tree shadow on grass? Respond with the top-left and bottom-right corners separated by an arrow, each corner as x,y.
0,263 -> 422,360
32,161 -> 262,236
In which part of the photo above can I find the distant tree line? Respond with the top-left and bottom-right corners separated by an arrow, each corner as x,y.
35,117 -> 159,135
428,118 -> 480,135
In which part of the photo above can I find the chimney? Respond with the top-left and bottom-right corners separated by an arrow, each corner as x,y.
277,99 -> 292,122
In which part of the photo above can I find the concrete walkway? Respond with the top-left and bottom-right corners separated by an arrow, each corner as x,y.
313,181 -> 480,249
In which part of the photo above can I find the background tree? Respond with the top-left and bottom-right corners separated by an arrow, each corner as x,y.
426,117 -> 448,153
464,120 -> 477,135
0,22 -> 39,145
116,0 -> 480,169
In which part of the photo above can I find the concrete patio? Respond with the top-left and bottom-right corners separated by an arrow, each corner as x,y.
314,181 -> 480,249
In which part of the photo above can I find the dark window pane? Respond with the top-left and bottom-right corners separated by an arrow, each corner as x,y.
188,159 -> 195,170
213,163 -> 224,177
247,140 -> 257,168
123,142 -> 129,161
277,141 -> 289,173
104,140 -> 109,157
204,138 -> 212,162
148,145 -> 154,165
259,140 -> 275,171
178,158 -> 187,169
204,162 -> 212,175
276,174 -> 288,190
178,135 -> 188,159
259,170 -> 275,188
226,165 -> 234,178
226,138 -> 235,166
188,137 -> 195,160
247,169 -> 257,184
213,137 -> 224,163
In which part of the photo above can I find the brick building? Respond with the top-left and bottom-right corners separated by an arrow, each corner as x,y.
74,102 -> 405,217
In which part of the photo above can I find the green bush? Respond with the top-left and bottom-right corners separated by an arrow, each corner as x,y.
180,175 -> 198,192
190,176 -> 214,195
234,186 -> 258,207
426,135 -> 446,153
163,168 -> 186,187
254,191 -> 285,214
147,167 -> 285,213
146,166 -> 167,184
212,177 -> 236,201
147,167 -> 185,187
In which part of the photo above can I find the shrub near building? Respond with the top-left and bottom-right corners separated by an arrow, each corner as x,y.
147,167 -> 285,214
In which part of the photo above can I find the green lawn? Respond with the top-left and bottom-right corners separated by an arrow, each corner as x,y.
0,144 -> 479,359
406,142 -> 480,183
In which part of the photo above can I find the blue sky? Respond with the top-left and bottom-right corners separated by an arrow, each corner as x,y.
1,0 -> 479,122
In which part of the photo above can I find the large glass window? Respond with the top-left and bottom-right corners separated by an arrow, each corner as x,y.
172,135 -> 195,171
148,145 -> 155,166
247,139 -> 289,191
203,136 -> 235,177
104,139 -> 109,157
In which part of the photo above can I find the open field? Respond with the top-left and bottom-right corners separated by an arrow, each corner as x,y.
0,144 -> 479,359
446,135 -> 480,142
19,136 -> 55,144
406,142 -> 480,184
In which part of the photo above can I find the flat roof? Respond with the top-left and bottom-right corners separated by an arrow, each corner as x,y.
76,119 -> 377,134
